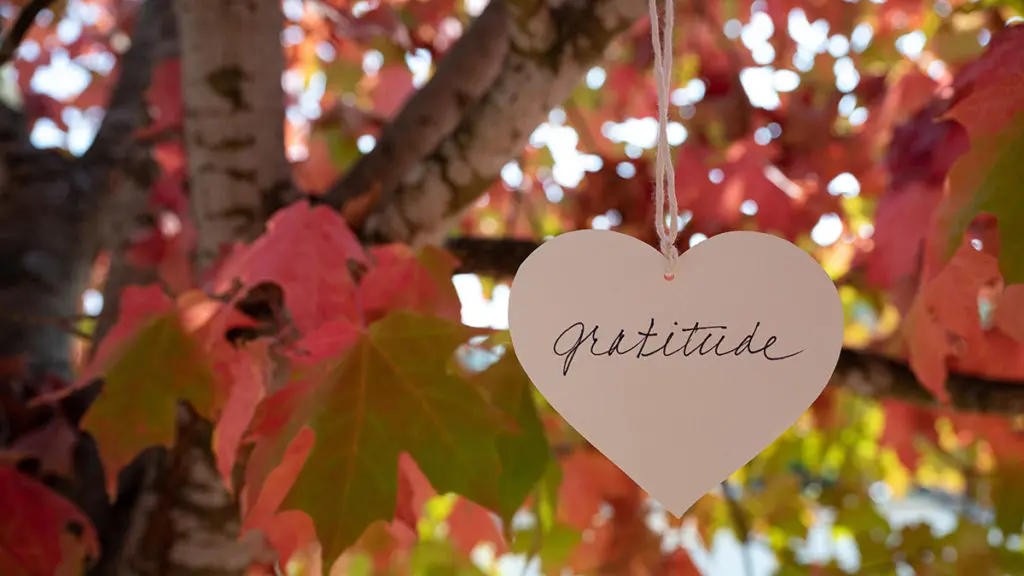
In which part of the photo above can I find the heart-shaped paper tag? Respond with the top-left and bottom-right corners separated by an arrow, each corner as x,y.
508,229 -> 844,516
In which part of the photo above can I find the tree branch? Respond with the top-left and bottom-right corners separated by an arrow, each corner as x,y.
324,0 -> 511,212
328,0 -> 651,246
445,236 -> 540,276
0,0 -> 57,67
444,236 -> 1024,415
82,0 -> 179,177
82,0 -> 179,351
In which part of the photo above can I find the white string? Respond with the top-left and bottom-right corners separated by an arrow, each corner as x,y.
648,0 -> 678,277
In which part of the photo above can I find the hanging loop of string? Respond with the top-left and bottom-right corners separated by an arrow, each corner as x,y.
647,0 -> 678,278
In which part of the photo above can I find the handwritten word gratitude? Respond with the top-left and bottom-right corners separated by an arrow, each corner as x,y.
553,319 -> 804,377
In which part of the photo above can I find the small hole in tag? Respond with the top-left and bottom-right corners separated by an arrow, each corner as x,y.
664,273 -> 675,281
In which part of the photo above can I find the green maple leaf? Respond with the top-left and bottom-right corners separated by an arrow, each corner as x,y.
940,28 -> 1024,283
82,313 -> 217,479
472,348 -> 551,521
992,462 -> 1024,535
997,546 -> 1024,573
940,521 -> 997,573
274,312 -> 516,566
944,113 -> 1024,284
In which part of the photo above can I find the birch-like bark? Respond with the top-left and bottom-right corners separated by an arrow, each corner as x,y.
324,1 -> 511,209
174,0 -> 293,272
104,3 -> 299,574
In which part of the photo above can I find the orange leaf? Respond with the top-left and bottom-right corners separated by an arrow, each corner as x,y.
558,451 -> 636,529
368,66 -> 415,118
994,285 -> 1024,343
945,25 -> 1024,139
880,400 -> 938,469
447,498 -> 508,557
660,548 -> 702,575
903,243 -> 1024,400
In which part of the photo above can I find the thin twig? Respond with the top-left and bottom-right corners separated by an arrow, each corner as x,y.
563,102 -> 601,153
0,0 -> 58,66
3,311 -> 94,340
520,487 -> 546,576
721,480 -> 755,576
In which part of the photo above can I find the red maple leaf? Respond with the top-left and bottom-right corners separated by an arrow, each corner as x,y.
368,66 -> 415,118
135,58 -> 182,139
212,340 -> 272,486
879,400 -> 938,469
557,451 -> 635,529
293,129 -> 344,194
994,285 -> 1024,344
862,182 -> 942,290
23,93 -> 68,130
242,427 -> 316,568
948,411 -> 1024,463
0,467 -> 100,575
210,201 -> 369,334
675,140 -> 830,240
359,244 -> 463,323
945,24 -> 1024,138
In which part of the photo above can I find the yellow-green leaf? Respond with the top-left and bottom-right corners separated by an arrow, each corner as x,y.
473,348 -> 551,521
82,313 -> 217,480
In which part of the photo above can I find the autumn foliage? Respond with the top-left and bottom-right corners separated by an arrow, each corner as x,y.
2,0 -> 1024,574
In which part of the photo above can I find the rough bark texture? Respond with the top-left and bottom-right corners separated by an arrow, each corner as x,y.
87,0 -> 183,349
330,0 -> 651,247
0,0 -> 182,385
325,0 -> 511,211
113,407 -> 262,576
0,1 -> 184,574
0,105 -> 85,380
174,0 -> 293,271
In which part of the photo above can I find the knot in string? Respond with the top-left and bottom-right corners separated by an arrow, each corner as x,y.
659,237 -> 679,276
647,0 -> 678,278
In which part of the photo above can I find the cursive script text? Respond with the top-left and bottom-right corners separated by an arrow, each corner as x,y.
552,319 -> 804,376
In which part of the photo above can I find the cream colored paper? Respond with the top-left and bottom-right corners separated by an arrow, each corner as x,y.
508,229 -> 844,516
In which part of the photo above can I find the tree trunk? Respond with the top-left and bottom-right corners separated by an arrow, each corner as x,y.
174,0 -> 293,271
109,1 -> 298,573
